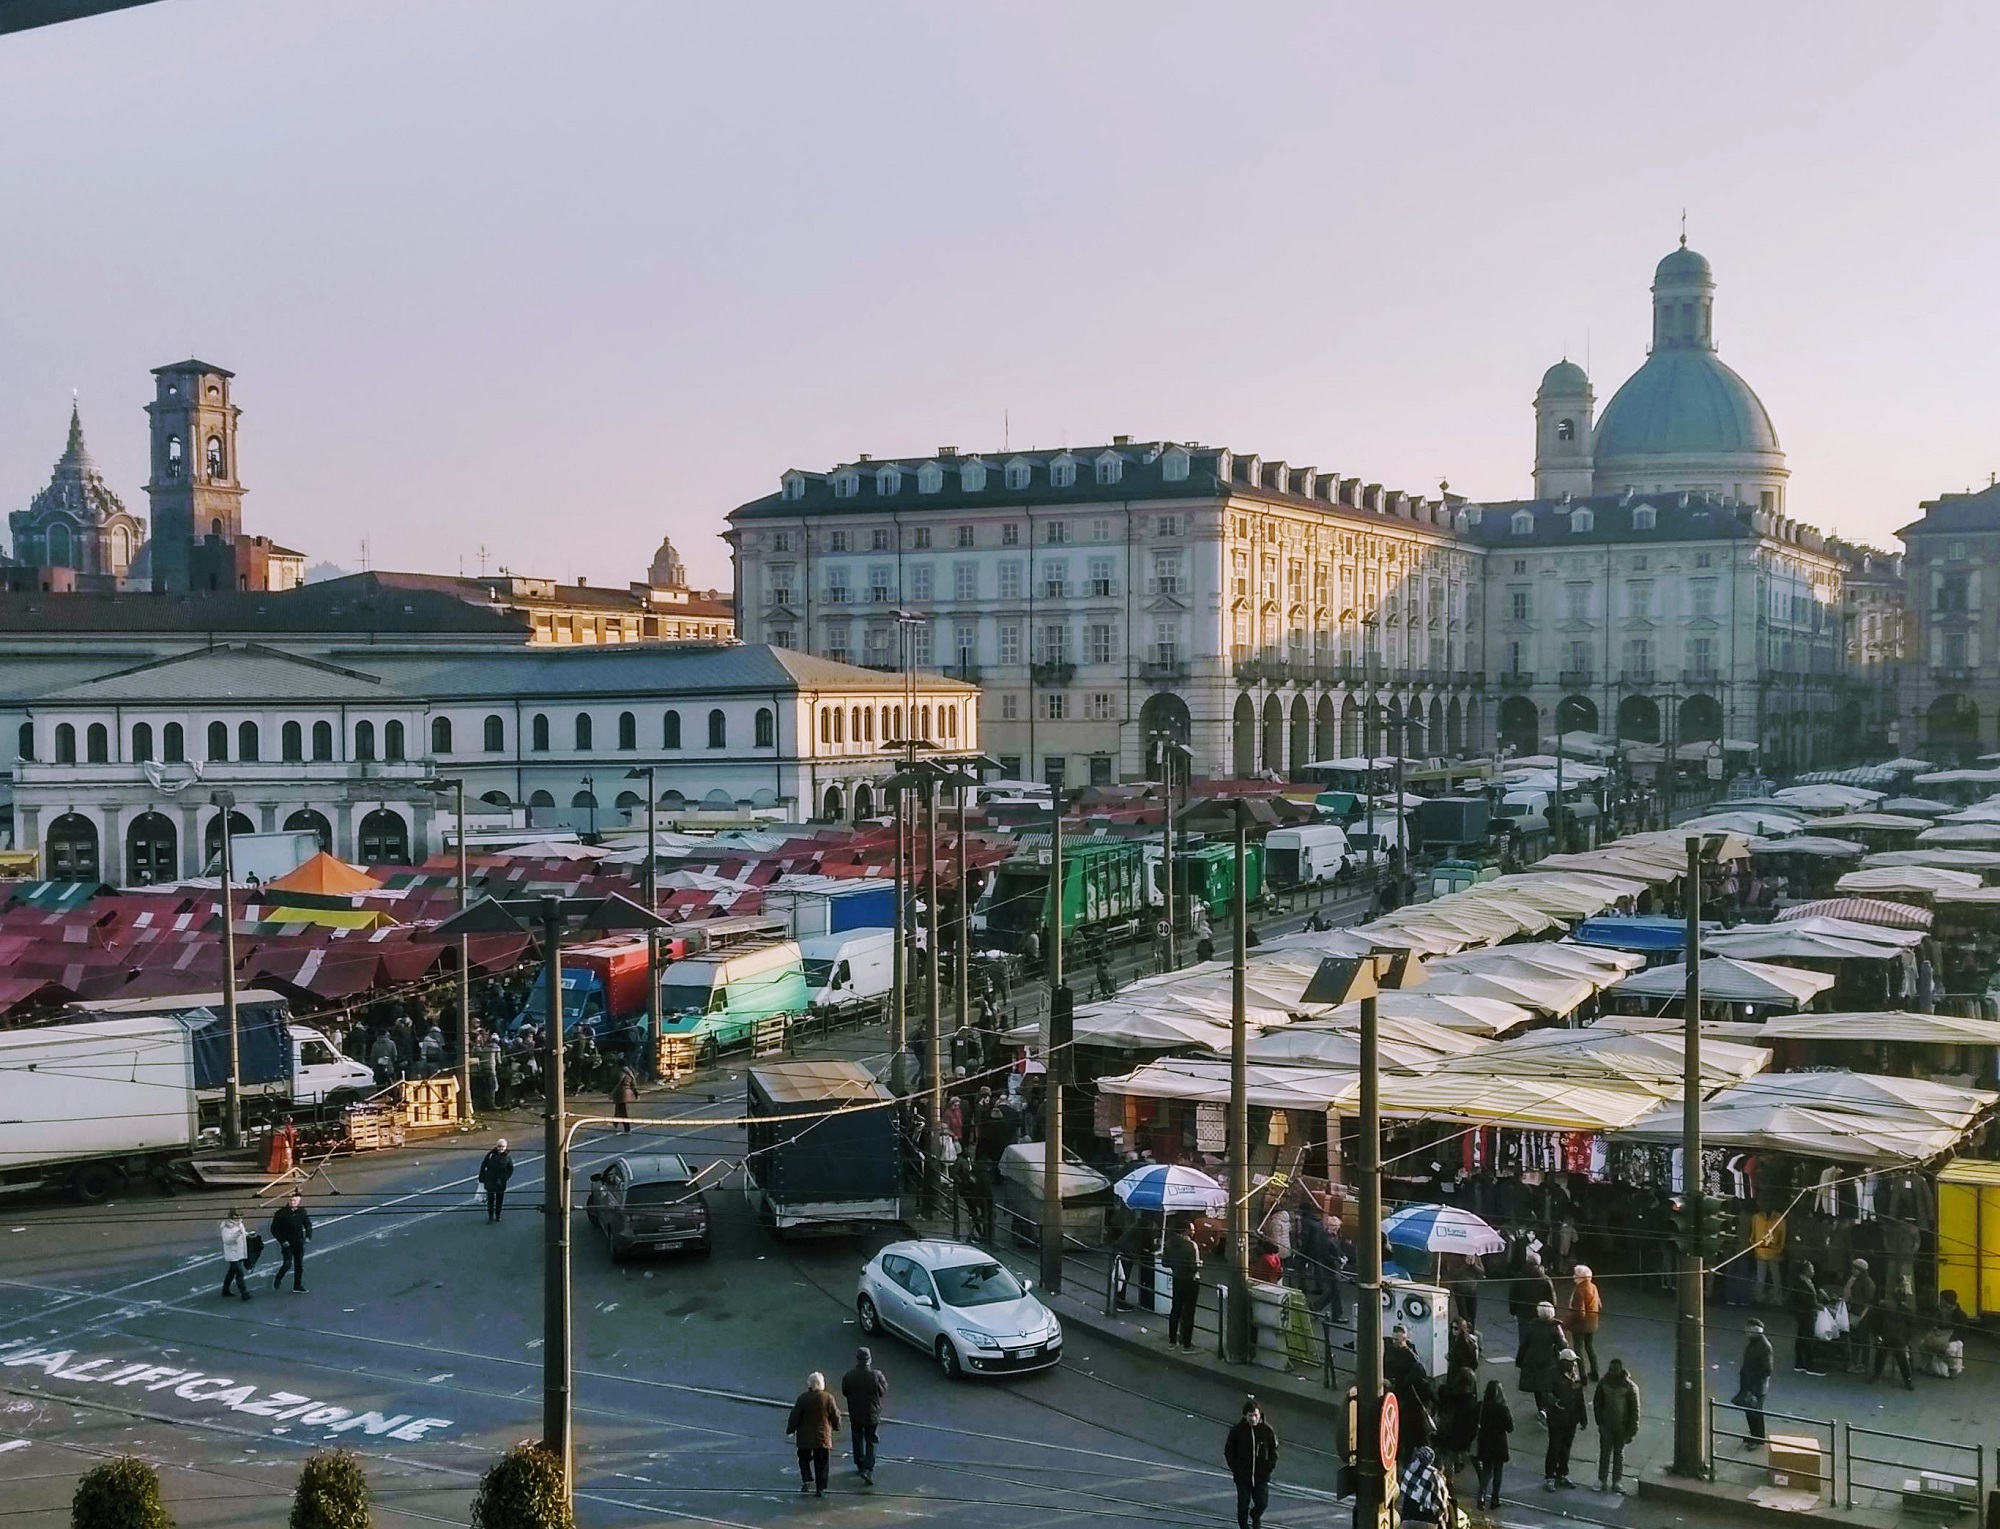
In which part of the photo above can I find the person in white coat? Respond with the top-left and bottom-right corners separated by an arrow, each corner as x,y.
219,1209 -> 252,1301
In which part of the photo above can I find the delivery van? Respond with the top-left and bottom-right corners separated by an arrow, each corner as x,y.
657,940 -> 809,1058
800,929 -> 894,1016
1264,824 -> 1352,888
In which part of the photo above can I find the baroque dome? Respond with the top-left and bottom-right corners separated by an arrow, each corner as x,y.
26,404 -> 131,526
1538,359 -> 1590,395
1593,348 -> 1780,459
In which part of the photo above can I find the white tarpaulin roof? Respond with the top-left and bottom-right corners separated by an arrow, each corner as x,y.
1753,915 -> 1926,948
1682,811 -> 1808,838
1837,866 -> 1983,895
1701,926 -> 1907,962
1418,967 -> 1595,1017
1879,798 -> 1954,817
1243,1025 -> 1453,1074
1774,898 -> 1933,930
1617,1088 -> 1985,1165
1807,814 -> 1930,833
1919,823 -> 2000,845
1611,955 -> 1834,1007
1480,872 -> 1649,917
1746,835 -> 1867,858
1313,991 -> 1538,1037
1861,849 -> 2000,871
1771,783 -> 1886,810
1432,1027 -> 1770,1093
1757,1011 -> 2000,1046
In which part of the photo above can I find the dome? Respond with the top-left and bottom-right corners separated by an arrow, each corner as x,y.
23,404 -> 130,527
1593,348 -> 1780,460
1654,242 -> 1712,285
1538,359 -> 1590,395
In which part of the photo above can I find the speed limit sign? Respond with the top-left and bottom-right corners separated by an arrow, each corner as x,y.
1378,1391 -> 1400,1471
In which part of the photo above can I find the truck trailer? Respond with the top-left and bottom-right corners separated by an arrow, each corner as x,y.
745,1060 -> 902,1237
984,839 -> 1148,954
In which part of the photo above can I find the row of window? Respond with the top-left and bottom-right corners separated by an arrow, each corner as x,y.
816,702 -> 964,747
767,514 -> 1186,555
21,708 -> 781,766
788,450 -> 1191,504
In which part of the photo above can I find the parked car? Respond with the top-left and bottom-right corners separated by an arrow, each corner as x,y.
584,1153 -> 712,1260
855,1239 -> 1062,1380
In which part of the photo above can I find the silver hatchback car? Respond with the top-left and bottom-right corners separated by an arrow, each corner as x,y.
856,1240 -> 1063,1379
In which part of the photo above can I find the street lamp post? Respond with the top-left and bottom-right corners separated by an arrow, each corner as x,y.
1150,733 -> 1191,970
420,778 -> 474,1122
435,892 -> 666,1508
1042,780 -> 1068,1294
581,773 -> 597,840
625,765 -> 660,1075
210,790 -> 242,1149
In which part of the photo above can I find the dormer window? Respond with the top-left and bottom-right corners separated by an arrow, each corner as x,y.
1511,510 -> 1534,536
781,472 -> 807,501
1632,504 -> 1657,530
1050,455 -> 1077,488
1570,508 -> 1593,533
1004,458 -> 1032,491
1094,453 -> 1122,486
876,466 -> 902,496
831,469 -> 860,499
961,459 -> 988,492
916,462 -> 944,494
1161,446 -> 1191,482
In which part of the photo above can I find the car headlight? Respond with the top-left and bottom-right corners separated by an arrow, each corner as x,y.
956,1328 -> 1003,1350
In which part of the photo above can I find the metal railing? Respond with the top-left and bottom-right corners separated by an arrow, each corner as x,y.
1706,1397 -> 1834,1497
1844,1420 -> 1985,1518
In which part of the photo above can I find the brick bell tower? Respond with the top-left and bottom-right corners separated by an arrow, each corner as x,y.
145,359 -> 245,592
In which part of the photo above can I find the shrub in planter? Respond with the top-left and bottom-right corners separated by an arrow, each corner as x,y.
71,1456 -> 172,1529
291,1449 -> 371,1529
471,1444 -> 572,1529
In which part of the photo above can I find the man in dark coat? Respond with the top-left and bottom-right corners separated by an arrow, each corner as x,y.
1510,1254 -> 1557,1362
1164,1218 -> 1202,1351
1789,1259 -> 1822,1374
1517,1301 -> 1567,1422
1591,1357 -> 1640,1493
1224,1397 -> 1279,1529
840,1346 -> 889,1485
1542,1351 -> 1587,1490
269,1192 -> 311,1293
1738,1319 -> 1775,1446
478,1138 -> 516,1222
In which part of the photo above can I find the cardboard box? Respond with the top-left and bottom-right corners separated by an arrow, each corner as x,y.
1767,1434 -> 1823,1494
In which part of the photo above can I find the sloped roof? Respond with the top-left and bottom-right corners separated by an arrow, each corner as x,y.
39,644 -> 388,703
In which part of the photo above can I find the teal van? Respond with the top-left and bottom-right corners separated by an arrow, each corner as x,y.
657,940 -> 809,1057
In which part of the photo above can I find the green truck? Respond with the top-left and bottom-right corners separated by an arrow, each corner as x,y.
1175,841 -> 1266,921
985,838 -> 1148,954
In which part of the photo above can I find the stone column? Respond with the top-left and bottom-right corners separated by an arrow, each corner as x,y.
179,804 -> 202,879
258,801 -> 278,832
15,805 -> 39,864
333,802 -> 356,862
99,805 -> 123,887
410,801 -> 431,864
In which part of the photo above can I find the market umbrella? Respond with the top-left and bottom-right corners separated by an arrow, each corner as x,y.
1112,1163 -> 1226,1215
1382,1203 -> 1505,1256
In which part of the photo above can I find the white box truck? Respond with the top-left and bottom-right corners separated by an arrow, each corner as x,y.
1264,824 -> 1353,888
799,929 -> 894,1017
0,1015 -> 203,1201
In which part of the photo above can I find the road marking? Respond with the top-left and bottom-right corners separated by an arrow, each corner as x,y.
0,1437 -> 26,1453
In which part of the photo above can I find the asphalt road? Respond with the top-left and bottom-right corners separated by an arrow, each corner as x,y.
0,1024 -> 1359,1529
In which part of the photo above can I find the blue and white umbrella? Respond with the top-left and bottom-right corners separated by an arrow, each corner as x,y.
1382,1203 -> 1504,1256
1112,1163 -> 1226,1215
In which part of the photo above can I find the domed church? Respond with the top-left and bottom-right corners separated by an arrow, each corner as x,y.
1532,239 -> 1788,512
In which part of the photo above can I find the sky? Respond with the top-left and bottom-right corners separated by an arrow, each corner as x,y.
2,3 -> 1997,591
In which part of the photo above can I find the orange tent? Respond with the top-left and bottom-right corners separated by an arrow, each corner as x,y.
265,852 -> 381,896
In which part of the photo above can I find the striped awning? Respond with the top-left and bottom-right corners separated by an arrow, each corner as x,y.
1773,897 -> 1933,931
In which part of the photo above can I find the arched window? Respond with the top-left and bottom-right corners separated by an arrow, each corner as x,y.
84,723 -> 108,763
111,525 -> 131,570
47,522 -> 72,568
862,707 -> 874,742
431,716 -> 452,755
164,723 -> 184,763
531,713 -> 550,752
206,435 -> 225,478
237,721 -> 259,762
281,721 -> 303,761
284,809 -> 332,853
126,811 -> 176,885
1556,417 -> 1576,442
205,721 -> 227,762
819,708 -> 831,746
165,435 -> 183,479
483,714 -> 505,752
311,721 -> 333,761
850,707 -> 862,742
384,720 -> 406,761
708,709 -> 727,748
480,790 -> 511,807
833,708 -> 844,744
354,720 -> 376,762
617,711 -> 637,750
663,710 -> 682,748
528,790 -> 555,808
571,789 -> 597,810
356,807 -> 410,865
45,812 -> 99,880
54,723 -> 77,764
131,722 -> 154,764
16,722 -> 31,761
574,714 -> 593,751
204,809 -> 254,869
755,708 -> 775,748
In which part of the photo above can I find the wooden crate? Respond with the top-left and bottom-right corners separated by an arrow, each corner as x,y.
344,1106 -> 405,1152
658,1035 -> 698,1079
751,1014 -> 790,1058
397,1077 -> 459,1130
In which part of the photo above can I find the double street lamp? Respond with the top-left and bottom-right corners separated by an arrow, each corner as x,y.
418,777 -> 474,1122
209,790 -> 243,1149
435,891 -> 668,1505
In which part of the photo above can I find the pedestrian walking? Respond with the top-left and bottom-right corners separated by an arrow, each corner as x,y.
1517,1301 -> 1566,1423
1735,1319 -> 1774,1449
269,1192 -> 311,1293
1447,1316 -> 1482,1375
1164,1216 -> 1203,1351
1789,1259 -> 1823,1374
1399,1444 -> 1453,1528
1591,1358 -> 1640,1494
1567,1265 -> 1602,1382
218,1208 -> 253,1302
1113,1209 -> 1152,1309
1474,1379 -> 1513,1510
478,1138 -> 516,1222
610,1063 -> 638,1134
1435,1365 -> 1480,1481
840,1346 -> 888,1485
1509,1254 -> 1556,1363
1542,1351 -> 1586,1490
784,1371 -> 842,1497
1844,1259 -> 1877,1375
1224,1396 -> 1279,1529
1870,1294 -> 1915,1390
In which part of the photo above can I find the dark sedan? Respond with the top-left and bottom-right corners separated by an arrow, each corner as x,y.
585,1153 -> 712,1260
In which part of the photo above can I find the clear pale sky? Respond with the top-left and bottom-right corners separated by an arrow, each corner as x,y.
3,3 -> 1996,589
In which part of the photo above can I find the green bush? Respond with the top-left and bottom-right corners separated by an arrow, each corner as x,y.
71,1457 -> 172,1529
290,1449 -> 371,1529
470,1444 -> 572,1529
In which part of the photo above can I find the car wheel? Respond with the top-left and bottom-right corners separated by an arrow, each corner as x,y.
935,1337 -> 962,1381
857,1295 -> 880,1335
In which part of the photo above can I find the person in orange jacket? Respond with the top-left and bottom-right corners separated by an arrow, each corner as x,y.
1568,1265 -> 1603,1383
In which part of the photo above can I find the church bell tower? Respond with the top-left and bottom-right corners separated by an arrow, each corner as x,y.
1532,358 -> 1595,500
145,360 -> 245,593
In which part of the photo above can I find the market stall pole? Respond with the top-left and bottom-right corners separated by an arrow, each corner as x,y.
1152,733 -> 1191,969
1674,832 -> 1710,1479
925,774 -> 943,1216
1042,784 -> 1069,1293
421,776 -> 474,1121
622,765 -> 661,1086
212,789 -> 242,1149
